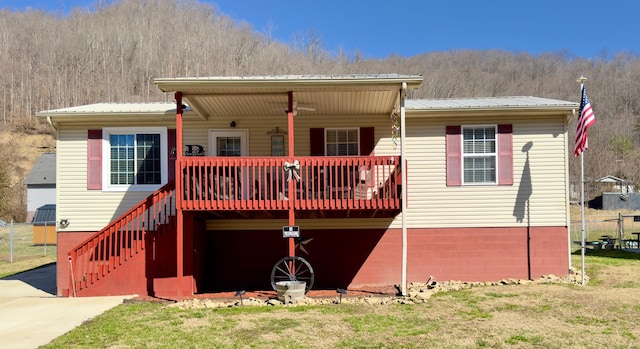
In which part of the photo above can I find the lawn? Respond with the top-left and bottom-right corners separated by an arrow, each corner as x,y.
42,249 -> 640,349
0,222 -> 56,278
4,210 -> 640,348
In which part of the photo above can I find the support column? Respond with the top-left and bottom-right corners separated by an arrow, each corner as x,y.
175,92 -> 184,299
287,91 -> 296,257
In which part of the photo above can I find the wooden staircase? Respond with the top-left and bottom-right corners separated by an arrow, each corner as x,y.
67,180 -> 176,296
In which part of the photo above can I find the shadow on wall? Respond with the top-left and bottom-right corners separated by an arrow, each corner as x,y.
513,141 -> 533,223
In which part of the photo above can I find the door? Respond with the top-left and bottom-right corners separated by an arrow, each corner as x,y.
208,129 -> 248,157
208,130 -> 249,199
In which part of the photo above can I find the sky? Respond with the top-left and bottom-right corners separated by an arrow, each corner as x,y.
3,0 -> 639,59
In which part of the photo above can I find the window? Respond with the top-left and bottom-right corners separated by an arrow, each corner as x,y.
208,129 -> 248,156
462,126 -> 497,184
446,124 -> 512,186
102,127 -> 167,191
326,128 -> 359,156
216,137 -> 242,156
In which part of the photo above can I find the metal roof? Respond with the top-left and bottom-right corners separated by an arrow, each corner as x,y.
37,75 -> 424,122
406,96 -> 578,111
154,74 -> 423,91
36,102 -> 182,126
32,204 -> 56,225
37,102 -> 177,116
24,153 -> 56,186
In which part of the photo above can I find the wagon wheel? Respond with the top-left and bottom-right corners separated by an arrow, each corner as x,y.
270,256 -> 315,293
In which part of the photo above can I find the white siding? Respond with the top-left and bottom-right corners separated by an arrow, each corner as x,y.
403,114 -> 568,228
57,122 -> 174,232
57,112 -> 569,232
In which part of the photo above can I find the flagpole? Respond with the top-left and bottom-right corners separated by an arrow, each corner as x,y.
577,75 -> 587,286
580,148 -> 586,285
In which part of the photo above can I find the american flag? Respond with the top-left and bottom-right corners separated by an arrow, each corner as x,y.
574,86 -> 596,157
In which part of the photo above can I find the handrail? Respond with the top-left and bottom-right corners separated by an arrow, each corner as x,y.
179,156 -> 401,211
68,180 -> 176,294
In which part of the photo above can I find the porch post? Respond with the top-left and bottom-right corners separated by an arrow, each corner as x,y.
400,82 -> 408,296
287,91 -> 296,257
175,92 -> 184,299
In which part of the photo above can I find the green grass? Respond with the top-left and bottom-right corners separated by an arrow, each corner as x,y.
0,223 -> 56,278
3,212 -> 639,348
24,249 -> 640,348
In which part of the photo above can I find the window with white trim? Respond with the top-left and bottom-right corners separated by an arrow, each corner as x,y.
325,128 -> 359,156
462,126 -> 496,184
102,127 -> 167,191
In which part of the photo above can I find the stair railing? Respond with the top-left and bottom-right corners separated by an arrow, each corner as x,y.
68,180 -> 176,295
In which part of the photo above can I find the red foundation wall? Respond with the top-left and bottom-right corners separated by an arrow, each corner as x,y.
203,226 -> 568,291
404,226 -> 569,284
57,225 -> 569,296
56,231 -> 93,297
57,224 -> 195,298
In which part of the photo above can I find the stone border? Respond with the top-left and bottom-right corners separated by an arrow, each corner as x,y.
168,268 -> 587,309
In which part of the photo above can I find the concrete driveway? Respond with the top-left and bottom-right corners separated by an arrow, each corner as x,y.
0,263 -> 133,349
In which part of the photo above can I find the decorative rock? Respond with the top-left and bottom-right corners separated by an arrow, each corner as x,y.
163,270 -> 589,310
266,299 -> 281,306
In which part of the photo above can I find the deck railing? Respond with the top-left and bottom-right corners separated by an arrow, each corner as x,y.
179,156 -> 401,211
68,180 -> 176,295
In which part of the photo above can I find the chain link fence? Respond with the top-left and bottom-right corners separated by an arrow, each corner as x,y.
0,220 -> 57,266
571,213 -> 640,249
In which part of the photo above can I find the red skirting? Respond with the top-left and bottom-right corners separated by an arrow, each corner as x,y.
56,226 -> 569,297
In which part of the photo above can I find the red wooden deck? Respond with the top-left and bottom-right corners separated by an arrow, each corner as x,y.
178,156 -> 402,213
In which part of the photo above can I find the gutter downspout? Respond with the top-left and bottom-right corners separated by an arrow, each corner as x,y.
47,116 -> 57,130
400,82 -> 408,296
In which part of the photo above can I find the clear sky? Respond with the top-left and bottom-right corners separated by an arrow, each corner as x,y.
3,0 -> 638,59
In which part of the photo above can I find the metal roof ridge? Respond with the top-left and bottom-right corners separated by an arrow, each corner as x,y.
156,73 -> 422,80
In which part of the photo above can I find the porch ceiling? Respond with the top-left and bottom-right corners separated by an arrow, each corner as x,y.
155,74 -> 423,119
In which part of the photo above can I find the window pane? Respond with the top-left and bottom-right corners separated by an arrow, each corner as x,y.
217,137 -> 241,157
337,131 -> 348,143
464,157 -> 496,183
136,134 -> 161,185
109,134 -> 134,185
463,127 -> 495,154
326,130 -> 337,143
326,144 -> 336,155
347,129 -> 358,143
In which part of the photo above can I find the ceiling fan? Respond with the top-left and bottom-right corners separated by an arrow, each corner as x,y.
272,101 -> 316,116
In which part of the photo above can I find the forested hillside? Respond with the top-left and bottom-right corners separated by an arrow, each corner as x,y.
1,0 -> 639,220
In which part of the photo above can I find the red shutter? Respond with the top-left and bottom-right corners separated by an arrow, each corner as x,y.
309,128 -> 325,156
446,126 -> 462,186
359,127 -> 375,155
87,129 -> 102,190
168,129 -> 176,182
497,124 -> 513,185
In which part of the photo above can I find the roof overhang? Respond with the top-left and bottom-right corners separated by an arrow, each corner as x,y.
154,74 -> 423,119
35,102 -> 197,126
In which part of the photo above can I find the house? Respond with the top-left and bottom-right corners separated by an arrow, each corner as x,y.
596,175 -> 634,193
36,74 -> 579,299
24,153 -> 56,222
